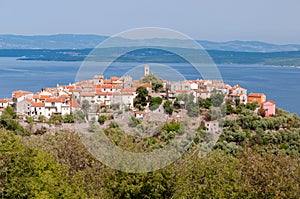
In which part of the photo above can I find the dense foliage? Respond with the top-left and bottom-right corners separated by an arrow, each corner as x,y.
0,104 -> 299,198
134,86 -> 149,110
149,97 -> 163,111
140,74 -> 164,92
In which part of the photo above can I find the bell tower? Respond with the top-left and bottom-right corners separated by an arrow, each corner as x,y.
144,65 -> 150,76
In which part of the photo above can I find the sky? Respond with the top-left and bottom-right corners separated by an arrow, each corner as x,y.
1,0 -> 300,44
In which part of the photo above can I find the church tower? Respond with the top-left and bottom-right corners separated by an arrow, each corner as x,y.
144,65 -> 150,76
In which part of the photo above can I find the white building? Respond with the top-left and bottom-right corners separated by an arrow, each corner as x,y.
12,90 -> 33,114
201,120 -> 222,134
44,98 -> 70,118
0,99 -> 9,109
30,102 -> 45,117
227,85 -> 247,104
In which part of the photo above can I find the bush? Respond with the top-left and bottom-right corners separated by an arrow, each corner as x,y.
163,101 -> 173,115
109,121 -> 119,129
63,114 -> 74,123
186,102 -> 200,117
211,93 -> 224,107
258,108 -> 266,117
49,114 -> 63,125
34,126 -> 47,135
74,110 -> 85,123
98,115 -> 106,125
149,97 -> 163,111
38,115 -> 46,123
25,116 -> 34,124
128,116 -> 141,127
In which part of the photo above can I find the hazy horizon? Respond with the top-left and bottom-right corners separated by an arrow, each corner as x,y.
1,0 -> 300,45
1,33 -> 300,45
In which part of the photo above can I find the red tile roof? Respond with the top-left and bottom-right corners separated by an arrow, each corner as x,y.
0,99 -> 8,103
248,93 -> 265,97
80,92 -> 95,97
264,100 -> 276,105
70,100 -> 80,108
45,98 -> 64,103
111,76 -> 120,81
132,83 -> 152,88
13,90 -> 33,98
25,98 -> 32,103
96,91 -> 113,96
103,80 -> 111,84
135,111 -> 143,115
32,102 -> 45,107
121,88 -> 136,92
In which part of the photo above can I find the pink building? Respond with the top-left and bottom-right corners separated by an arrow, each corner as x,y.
262,100 -> 276,117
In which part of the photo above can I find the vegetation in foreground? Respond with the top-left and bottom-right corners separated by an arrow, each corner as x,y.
0,103 -> 300,198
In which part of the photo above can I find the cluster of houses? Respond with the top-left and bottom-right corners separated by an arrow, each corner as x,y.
0,66 -> 276,130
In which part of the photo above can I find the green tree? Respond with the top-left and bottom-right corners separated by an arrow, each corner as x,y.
226,102 -> 234,115
128,116 -> 141,127
149,97 -> 163,111
140,74 -> 164,92
49,114 -> 63,125
258,108 -> 266,117
177,93 -> 194,109
1,106 -> 16,119
98,115 -> 106,125
204,98 -> 212,109
25,116 -> 34,124
38,115 -> 46,123
235,98 -> 241,107
163,100 -> 173,115
0,107 -> 30,136
81,99 -> 90,113
74,110 -> 86,123
134,86 -> 149,110
34,126 -> 47,135
0,130 -> 86,198
186,102 -> 200,117
63,113 -> 75,123
211,92 -> 225,107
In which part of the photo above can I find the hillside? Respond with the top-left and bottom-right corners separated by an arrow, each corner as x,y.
1,34 -> 300,52
1,48 -> 300,66
0,98 -> 300,198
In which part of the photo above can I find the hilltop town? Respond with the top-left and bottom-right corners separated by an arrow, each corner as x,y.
0,65 -> 276,132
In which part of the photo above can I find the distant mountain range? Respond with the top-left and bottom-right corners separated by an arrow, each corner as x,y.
1,34 -> 300,53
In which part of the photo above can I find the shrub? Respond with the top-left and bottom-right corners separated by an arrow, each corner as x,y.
34,126 -> 47,135
98,115 -> 106,125
49,114 -> 63,125
128,116 -> 141,127
109,121 -> 119,129
163,101 -> 173,115
63,114 -> 75,123
149,97 -> 163,111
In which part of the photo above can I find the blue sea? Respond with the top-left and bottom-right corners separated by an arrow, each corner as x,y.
1,57 -> 300,116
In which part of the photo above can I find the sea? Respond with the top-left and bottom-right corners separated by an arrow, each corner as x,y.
0,57 -> 300,116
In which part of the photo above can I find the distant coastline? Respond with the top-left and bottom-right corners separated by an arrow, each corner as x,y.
1,48 -> 300,67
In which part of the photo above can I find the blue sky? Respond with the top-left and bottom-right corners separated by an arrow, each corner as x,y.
1,0 -> 300,44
